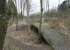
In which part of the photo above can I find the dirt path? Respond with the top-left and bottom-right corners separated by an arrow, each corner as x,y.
4,36 -> 53,50
4,24 -> 53,50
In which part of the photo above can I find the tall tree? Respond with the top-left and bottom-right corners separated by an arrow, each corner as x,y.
20,0 -> 31,24
0,0 -> 17,49
0,0 -> 10,50
0,0 -> 6,15
26,0 -> 30,16
20,0 -> 23,15
39,0 -> 43,32
58,0 -> 70,11
26,0 -> 31,24
6,0 -> 17,17
6,0 -> 17,26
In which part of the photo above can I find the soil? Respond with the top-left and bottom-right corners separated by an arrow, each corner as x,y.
6,24 -> 51,47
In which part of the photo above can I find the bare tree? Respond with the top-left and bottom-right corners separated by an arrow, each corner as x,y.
0,0 -> 11,50
22,0 -> 26,16
26,0 -> 30,16
39,0 -> 43,32
20,0 -> 31,25
46,0 -> 49,12
46,0 -> 49,17
20,0 -> 23,15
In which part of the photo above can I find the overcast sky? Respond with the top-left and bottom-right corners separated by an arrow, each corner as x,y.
16,0 -> 65,15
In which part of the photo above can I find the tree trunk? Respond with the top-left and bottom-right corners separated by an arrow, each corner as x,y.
39,0 -> 43,32
0,19 -> 8,50
0,0 -> 8,50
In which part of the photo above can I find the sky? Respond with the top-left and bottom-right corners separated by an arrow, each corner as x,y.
16,0 -> 65,16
